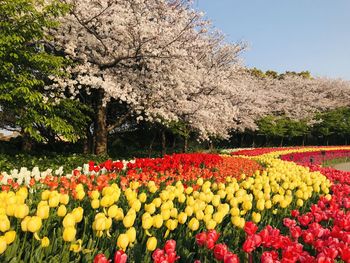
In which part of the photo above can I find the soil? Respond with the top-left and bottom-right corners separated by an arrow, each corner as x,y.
332,162 -> 350,172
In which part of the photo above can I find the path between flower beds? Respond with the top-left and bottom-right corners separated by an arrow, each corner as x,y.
332,162 -> 350,171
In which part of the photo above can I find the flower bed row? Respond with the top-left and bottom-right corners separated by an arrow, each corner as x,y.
0,148 -> 349,262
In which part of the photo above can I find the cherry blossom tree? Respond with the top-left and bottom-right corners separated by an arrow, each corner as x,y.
231,70 -> 350,134
51,0 -> 245,154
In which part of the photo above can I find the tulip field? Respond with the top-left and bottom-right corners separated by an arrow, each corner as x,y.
0,147 -> 350,262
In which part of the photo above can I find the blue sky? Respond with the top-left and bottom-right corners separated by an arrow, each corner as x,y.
195,0 -> 350,80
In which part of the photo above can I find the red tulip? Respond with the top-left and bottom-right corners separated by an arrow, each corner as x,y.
195,232 -> 207,247
213,244 -> 228,261
207,230 -> 220,244
152,249 -> 165,263
94,254 -> 109,263
223,252 -> 240,263
261,251 -> 279,263
244,221 -> 258,235
114,250 -> 127,263
164,240 -> 176,254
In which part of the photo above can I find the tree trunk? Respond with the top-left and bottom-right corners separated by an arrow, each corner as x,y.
172,137 -> 176,151
239,133 -> 244,147
183,136 -> 188,153
280,137 -> 284,147
83,124 -> 93,154
161,130 -> 166,156
21,132 -> 33,152
209,141 -> 214,152
94,90 -> 108,155
148,133 -> 156,157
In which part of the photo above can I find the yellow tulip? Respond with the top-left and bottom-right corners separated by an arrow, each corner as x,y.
27,216 -> 42,233
150,198 -> 160,208
6,204 -> 15,216
126,227 -> 136,243
17,187 -> 28,199
170,208 -> 178,218
256,199 -> 265,211
76,190 -> 85,201
90,190 -> 100,200
4,231 -> 16,244
21,216 -> 31,232
265,200 -> 272,209
114,208 -> 124,221
36,205 -> 50,219
252,212 -> 261,223
41,236 -> 50,247
59,194 -> 70,205
117,234 -> 129,250
91,199 -> 100,209
49,195 -> 60,207
63,227 -> 76,242
185,187 -> 193,195
41,190 -> 50,200
123,214 -> 136,228
166,219 -> 178,231
206,219 -> 216,230
195,210 -> 204,221
0,237 -> 7,254
242,200 -> 252,211
145,203 -> 156,215
138,193 -> 147,203
161,209 -> 171,221
142,216 -> 153,230
185,206 -> 193,217
72,207 -> 84,223
178,212 -> 187,224
178,194 -> 186,203
76,184 -> 84,192
153,215 -> 163,229
94,217 -> 106,231
297,199 -> 304,207
57,205 -> 67,217
188,218 -> 199,231
14,204 -> 29,219
108,205 -> 119,218
63,213 -> 76,228
146,237 -> 157,251
101,196 -> 112,207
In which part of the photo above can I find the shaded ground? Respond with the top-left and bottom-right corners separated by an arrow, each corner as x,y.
333,162 -> 350,172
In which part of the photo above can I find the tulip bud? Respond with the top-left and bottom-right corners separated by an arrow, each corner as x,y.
153,215 -> 163,229
0,237 -> 7,254
57,205 -> 67,217
117,234 -> 129,250
21,216 -> 31,232
72,207 -> 84,223
188,218 -> 199,231
146,237 -> 157,251
126,227 -> 136,243
63,227 -> 76,242
27,216 -> 42,233
41,236 -> 50,248
4,231 -> 16,244
49,195 -> 60,207
36,205 -> 50,219
63,213 -> 76,228
59,194 -> 70,205
178,212 -> 187,224
14,204 -> 29,219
